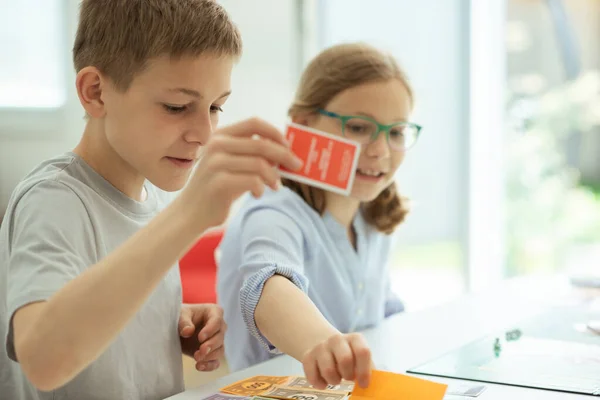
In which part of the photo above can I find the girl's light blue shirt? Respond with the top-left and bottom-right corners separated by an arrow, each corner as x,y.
216,187 -> 404,372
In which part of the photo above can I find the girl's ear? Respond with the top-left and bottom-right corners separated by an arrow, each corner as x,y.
291,113 -> 316,126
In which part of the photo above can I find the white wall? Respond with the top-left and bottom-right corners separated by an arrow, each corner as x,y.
217,0 -> 302,129
318,0 -> 470,245
0,0 -> 302,213
0,0 -> 83,213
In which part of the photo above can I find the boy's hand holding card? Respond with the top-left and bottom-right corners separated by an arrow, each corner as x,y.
279,123 -> 361,196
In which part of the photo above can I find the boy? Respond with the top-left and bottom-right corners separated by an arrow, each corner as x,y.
0,1 -> 302,399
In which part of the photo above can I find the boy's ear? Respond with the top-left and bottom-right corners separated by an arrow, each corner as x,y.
75,66 -> 107,118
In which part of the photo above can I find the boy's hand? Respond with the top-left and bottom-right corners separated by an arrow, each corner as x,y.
178,304 -> 226,371
180,117 -> 303,230
302,333 -> 373,390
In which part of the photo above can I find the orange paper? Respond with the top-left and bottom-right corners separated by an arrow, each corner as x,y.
350,370 -> 447,400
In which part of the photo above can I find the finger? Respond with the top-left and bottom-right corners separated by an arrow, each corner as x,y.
188,304 -> 222,326
194,345 -> 224,363
330,336 -> 355,381
219,117 -> 287,145
195,359 -> 220,372
349,334 -> 372,388
216,155 -> 280,190
316,349 -> 341,388
212,172 -> 267,200
179,324 -> 195,338
211,137 -> 302,171
177,308 -> 195,338
196,334 -> 224,360
197,313 -> 224,344
303,352 -> 327,390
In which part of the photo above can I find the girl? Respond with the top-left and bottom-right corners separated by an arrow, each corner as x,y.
217,43 -> 421,389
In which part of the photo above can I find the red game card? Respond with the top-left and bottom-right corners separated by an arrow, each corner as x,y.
279,123 -> 361,196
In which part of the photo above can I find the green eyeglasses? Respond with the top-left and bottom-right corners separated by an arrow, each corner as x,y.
317,109 -> 422,151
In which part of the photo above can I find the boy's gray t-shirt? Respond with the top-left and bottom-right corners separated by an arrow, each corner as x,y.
0,153 -> 185,400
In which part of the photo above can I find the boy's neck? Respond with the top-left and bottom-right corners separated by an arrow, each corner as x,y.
73,119 -> 147,201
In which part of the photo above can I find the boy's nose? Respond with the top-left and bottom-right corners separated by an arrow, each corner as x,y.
184,116 -> 213,145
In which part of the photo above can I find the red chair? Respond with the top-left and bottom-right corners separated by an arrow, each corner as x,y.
179,227 -> 225,304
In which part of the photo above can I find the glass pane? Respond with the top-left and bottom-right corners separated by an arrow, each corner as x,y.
505,0 -> 600,277
0,0 -> 66,108
389,124 -> 418,150
344,118 -> 377,141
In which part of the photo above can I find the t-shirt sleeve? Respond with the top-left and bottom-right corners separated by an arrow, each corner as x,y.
5,179 -> 95,361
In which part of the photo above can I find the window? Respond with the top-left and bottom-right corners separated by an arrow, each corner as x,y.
0,0 -> 72,140
504,0 -> 600,278
0,0 -> 67,109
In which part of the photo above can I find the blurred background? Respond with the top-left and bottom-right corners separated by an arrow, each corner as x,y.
1,0 -> 599,313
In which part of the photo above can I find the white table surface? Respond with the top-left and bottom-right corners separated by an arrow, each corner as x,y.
167,275 -> 600,399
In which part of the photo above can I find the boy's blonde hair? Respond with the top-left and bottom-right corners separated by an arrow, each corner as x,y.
73,0 -> 243,91
285,43 -> 413,234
